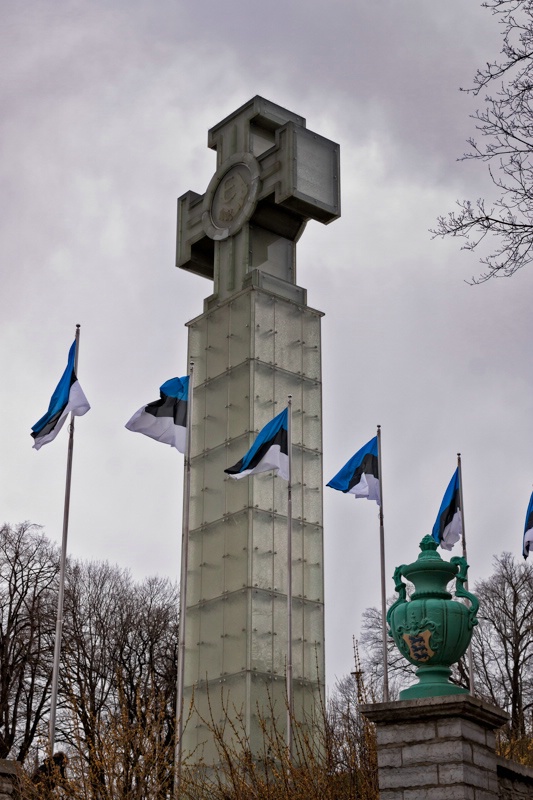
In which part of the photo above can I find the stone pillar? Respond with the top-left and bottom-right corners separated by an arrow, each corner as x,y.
0,760 -> 20,800
361,694 -> 509,800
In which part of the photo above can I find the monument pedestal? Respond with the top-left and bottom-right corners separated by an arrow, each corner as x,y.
361,695 -> 508,800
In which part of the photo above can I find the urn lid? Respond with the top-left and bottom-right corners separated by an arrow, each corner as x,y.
401,535 -> 459,598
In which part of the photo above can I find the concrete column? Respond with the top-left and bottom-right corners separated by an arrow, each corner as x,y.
361,694 -> 508,800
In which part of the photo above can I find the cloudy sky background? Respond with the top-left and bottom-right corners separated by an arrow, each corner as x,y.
2,0 -> 531,688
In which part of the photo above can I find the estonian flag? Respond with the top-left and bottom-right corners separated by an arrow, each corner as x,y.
225,407 -> 289,480
432,468 -> 462,551
125,376 -> 189,453
326,436 -> 380,504
31,340 -> 90,450
523,491 -> 533,559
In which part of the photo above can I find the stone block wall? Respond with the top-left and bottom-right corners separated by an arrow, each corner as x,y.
0,760 -> 20,800
497,757 -> 533,799
361,694 -> 511,800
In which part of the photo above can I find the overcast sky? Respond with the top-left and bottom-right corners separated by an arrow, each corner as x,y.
2,0 -> 530,689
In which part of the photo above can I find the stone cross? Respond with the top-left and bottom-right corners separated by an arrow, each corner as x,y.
176,96 -> 340,306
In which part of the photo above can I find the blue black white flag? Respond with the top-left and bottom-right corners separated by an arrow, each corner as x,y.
225,408 -> 289,480
31,340 -> 90,450
432,468 -> 462,551
523,491 -> 533,559
327,436 -> 380,505
125,376 -> 189,453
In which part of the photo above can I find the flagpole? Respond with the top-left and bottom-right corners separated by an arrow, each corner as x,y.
286,395 -> 293,760
48,324 -> 80,754
457,453 -> 475,695
174,361 -> 194,797
377,425 -> 389,703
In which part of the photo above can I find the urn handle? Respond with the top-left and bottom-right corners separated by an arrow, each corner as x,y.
450,555 -> 479,627
386,564 -> 407,630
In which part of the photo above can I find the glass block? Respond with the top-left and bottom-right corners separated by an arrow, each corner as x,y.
228,294 -> 251,367
206,311 -> 229,380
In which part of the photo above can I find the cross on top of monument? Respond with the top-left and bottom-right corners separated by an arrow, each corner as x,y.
176,96 -> 340,307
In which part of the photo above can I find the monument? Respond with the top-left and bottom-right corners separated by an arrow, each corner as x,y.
176,96 -> 340,762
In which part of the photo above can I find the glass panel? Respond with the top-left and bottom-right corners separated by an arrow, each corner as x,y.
221,592 -> 247,675
272,593 -> 289,675
198,599 -> 224,678
199,525 -> 225,600
187,319 -> 207,387
187,532 -> 204,605
253,293 -> 275,364
251,589 -> 274,673
302,311 -> 321,381
202,446 -> 229,524
228,294 -> 251,367
273,298 -> 303,375
183,605 -> 201,685
302,379 -> 321,450
302,448 -> 323,524
302,601 -> 325,682
223,515 -> 248,593
206,311 -> 228,380
251,511 -> 275,591
225,438 -> 253,514
204,374 -> 229,451
302,523 -> 323,603
273,514 -> 288,596
291,519 -> 305,600
227,361 -> 252,441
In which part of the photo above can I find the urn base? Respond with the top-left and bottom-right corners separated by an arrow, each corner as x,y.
399,664 -> 469,700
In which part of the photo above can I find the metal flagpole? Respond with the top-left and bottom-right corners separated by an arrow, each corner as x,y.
457,453 -> 475,695
48,323 -> 81,753
377,425 -> 389,703
174,361 -> 194,797
286,396 -> 293,759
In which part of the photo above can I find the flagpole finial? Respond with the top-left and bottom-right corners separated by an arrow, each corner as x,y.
76,323 -> 80,329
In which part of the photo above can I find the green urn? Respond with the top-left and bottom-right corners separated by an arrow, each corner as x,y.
387,535 -> 479,700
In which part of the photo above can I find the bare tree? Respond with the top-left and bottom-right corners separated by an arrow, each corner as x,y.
472,552 -> 533,744
59,559 -> 179,799
434,0 -> 533,282
0,523 -> 57,761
